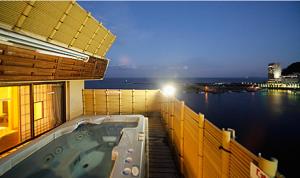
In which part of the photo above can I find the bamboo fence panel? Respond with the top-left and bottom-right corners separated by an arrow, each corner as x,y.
120,90 -> 133,114
133,90 -> 146,114
83,89 -> 161,115
159,95 -> 261,178
106,89 -> 120,115
83,89 -> 265,178
229,140 -> 259,178
82,89 -> 94,115
183,105 -> 200,178
172,99 -> 183,157
94,90 -> 107,115
203,120 -> 223,178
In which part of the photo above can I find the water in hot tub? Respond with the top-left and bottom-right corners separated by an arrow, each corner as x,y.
2,122 -> 138,178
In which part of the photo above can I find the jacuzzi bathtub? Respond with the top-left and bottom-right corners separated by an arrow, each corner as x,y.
0,115 -> 147,178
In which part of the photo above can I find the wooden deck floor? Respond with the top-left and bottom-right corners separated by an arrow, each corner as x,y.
147,116 -> 181,178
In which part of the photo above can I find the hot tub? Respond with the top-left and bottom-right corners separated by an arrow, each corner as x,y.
0,115 -> 147,178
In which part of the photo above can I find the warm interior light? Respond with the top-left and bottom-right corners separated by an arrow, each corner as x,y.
162,85 -> 176,97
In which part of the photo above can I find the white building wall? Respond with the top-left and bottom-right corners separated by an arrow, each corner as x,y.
66,80 -> 84,120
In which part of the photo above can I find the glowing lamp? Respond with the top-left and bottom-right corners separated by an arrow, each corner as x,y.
162,85 -> 176,97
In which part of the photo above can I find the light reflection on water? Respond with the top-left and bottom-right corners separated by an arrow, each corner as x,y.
204,92 -> 209,104
178,89 -> 300,177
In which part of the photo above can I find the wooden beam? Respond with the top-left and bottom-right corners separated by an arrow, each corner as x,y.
0,65 -> 56,73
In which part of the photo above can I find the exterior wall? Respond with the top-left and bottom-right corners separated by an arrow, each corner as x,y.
67,80 -> 84,120
281,74 -> 300,83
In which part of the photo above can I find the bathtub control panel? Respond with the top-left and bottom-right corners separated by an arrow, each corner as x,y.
109,115 -> 146,178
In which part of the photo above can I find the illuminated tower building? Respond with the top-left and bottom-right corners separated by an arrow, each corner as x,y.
268,63 -> 282,82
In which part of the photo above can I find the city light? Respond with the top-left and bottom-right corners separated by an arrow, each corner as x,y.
162,85 -> 176,97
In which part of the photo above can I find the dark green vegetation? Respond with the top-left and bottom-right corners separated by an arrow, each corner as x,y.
282,62 -> 300,75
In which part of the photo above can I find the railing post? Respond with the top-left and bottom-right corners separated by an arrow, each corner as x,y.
93,89 -> 96,115
105,89 -> 109,115
164,98 -> 169,128
82,89 -> 85,115
119,89 -> 121,115
169,98 -> 174,145
179,101 -> 185,174
221,128 -> 231,178
162,95 -> 165,121
198,113 -> 205,178
258,155 -> 278,178
166,98 -> 171,130
161,96 -> 163,116
132,89 -> 135,114
145,90 -> 148,116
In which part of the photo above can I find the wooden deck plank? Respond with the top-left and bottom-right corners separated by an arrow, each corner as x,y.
148,116 -> 181,178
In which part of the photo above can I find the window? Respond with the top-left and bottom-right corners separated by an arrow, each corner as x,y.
0,100 -> 9,127
33,84 -> 64,136
34,101 -> 43,121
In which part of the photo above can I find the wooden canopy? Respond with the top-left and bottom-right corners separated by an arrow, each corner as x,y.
0,1 -> 116,58
0,1 -> 115,82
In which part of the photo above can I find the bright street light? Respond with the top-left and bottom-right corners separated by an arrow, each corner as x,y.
162,85 -> 176,97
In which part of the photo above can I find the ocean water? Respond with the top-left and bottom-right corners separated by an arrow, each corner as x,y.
85,78 -> 299,177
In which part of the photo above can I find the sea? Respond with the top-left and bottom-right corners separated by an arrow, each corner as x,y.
85,77 -> 300,177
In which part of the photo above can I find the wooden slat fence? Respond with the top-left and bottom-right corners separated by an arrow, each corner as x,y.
161,97 -> 273,178
83,89 -> 278,178
82,89 -> 161,115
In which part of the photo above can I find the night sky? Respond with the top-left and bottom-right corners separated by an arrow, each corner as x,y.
79,1 -> 300,78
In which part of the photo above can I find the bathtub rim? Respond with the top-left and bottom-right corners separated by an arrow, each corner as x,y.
0,114 -> 146,177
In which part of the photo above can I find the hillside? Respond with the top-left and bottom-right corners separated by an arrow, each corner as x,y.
282,62 -> 300,75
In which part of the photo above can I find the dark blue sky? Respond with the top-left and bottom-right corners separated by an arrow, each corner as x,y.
79,1 -> 300,78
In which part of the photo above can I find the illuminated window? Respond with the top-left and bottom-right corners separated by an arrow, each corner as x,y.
0,86 -> 25,153
0,100 -> 9,127
34,101 -> 43,121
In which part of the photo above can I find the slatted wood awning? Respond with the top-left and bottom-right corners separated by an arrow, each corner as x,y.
0,1 -> 115,82
0,44 -> 108,82
0,1 -> 116,58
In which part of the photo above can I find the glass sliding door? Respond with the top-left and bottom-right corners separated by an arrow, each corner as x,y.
0,86 -> 30,153
20,86 -> 31,142
33,83 -> 64,136
0,82 -> 65,154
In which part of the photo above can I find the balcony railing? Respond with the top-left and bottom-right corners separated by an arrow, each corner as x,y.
83,89 -> 279,178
